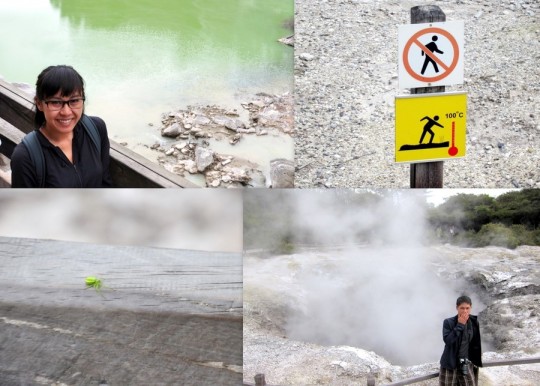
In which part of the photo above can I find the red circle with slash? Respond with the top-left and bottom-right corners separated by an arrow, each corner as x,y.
403,27 -> 460,83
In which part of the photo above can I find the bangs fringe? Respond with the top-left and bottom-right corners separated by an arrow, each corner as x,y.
36,65 -> 85,100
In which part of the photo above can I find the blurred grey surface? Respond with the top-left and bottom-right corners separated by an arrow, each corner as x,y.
0,236 -> 242,385
0,189 -> 242,252
0,236 -> 242,314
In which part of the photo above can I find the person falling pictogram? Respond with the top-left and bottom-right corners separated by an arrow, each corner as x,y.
419,115 -> 444,144
421,35 -> 444,75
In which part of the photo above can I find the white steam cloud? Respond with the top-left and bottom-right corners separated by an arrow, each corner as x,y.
281,190 -> 476,365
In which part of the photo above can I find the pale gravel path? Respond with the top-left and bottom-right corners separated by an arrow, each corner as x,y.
294,0 -> 540,188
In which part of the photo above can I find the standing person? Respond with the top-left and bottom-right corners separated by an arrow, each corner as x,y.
11,65 -> 112,188
439,296 -> 482,386
421,35 -> 444,75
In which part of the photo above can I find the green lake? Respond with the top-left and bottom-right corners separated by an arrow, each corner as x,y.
0,0 -> 293,166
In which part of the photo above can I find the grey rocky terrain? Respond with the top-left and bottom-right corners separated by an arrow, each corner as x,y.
295,0 -> 540,188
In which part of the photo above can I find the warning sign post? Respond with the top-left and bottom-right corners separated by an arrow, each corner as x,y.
395,92 -> 467,163
395,5 -> 467,188
398,21 -> 464,89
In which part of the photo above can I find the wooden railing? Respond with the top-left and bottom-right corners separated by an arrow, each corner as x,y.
382,357 -> 540,386
246,357 -> 540,386
0,77 -> 198,188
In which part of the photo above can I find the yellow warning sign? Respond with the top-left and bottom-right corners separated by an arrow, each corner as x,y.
395,92 -> 467,163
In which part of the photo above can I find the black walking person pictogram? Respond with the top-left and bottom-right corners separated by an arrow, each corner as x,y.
421,36 -> 444,75
419,115 -> 444,144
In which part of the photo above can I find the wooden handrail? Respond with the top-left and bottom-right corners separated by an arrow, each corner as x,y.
383,356 -> 540,386
246,357 -> 540,386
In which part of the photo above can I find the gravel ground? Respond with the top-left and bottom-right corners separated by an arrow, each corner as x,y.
294,0 -> 540,188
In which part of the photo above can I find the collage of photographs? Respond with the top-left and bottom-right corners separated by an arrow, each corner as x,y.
0,1 -> 538,385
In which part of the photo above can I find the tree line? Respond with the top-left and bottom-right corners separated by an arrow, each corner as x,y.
427,189 -> 540,248
243,190 -> 540,254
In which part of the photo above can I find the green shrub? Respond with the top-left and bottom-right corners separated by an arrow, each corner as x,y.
531,229 -> 540,245
454,229 -> 478,247
509,224 -> 535,246
476,223 -> 519,249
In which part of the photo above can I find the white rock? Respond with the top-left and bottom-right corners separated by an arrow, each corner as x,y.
162,122 -> 182,137
270,159 -> 294,188
195,147 -> 214,172
174,142 -> 188,150
299,53 -> 315,61
179,160 -> 198,174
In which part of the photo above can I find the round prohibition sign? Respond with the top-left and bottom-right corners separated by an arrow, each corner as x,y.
402,27 -> 460,83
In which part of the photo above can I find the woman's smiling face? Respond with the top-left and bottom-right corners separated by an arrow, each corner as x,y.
36,90 -> 84,135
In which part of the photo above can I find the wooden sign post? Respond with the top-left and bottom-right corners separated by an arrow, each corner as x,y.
409,5 -> 446,188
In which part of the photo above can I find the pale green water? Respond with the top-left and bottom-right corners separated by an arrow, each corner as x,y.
0,0 -> 293,162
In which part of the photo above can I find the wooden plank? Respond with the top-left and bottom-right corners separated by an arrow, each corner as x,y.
383,357 -> 540,385
483,357 -> 540,368
0,154 -> 10,187
0,117 -> 24,158
385,372 -> 439,386
0,79 -> 199,187
0,173 -> 10,187
0,78 -> 34,133
410,160 -> 444,188
255,374 -> 267,386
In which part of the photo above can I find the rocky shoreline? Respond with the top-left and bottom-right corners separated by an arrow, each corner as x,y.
151,92 -> 294,188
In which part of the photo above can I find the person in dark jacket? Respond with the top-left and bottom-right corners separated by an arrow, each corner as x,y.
11,65 -> 112,188
439,295 -> 482,386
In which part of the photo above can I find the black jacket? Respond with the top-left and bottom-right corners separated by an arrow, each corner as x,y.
440,314 -> 482,369
11,116 -> 112,188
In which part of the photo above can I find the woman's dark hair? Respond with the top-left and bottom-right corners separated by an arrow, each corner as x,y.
456,295 -> 472,307
34,65 -> 85,128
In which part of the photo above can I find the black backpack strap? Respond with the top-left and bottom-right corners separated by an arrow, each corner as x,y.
81,114 -> 101,157
21,131 -> 46,188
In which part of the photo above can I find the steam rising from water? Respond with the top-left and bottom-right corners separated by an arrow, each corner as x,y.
279,190 -> 478,365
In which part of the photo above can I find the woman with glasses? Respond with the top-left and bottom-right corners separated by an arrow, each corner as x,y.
11,65 -> 112,187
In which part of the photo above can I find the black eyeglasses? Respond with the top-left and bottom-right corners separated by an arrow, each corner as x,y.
43,97 -> 85,111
